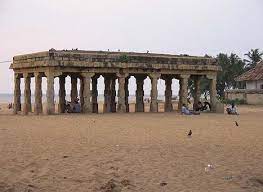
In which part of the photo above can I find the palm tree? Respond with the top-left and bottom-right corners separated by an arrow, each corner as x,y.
244,49 -> 263,69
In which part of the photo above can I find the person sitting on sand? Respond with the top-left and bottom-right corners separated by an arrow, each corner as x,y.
181,104 -> 200,115
72,98 -> 81,113
7,103 -> 13,109
194,101 -> 203,111
226,103 -> 238,115
193,101 -> 211,112
65,98 -> 81,113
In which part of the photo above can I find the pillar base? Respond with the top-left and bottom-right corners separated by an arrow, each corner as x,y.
117,104 -> 126,113
135,103 -> 144,112
93,103 -> 98,113
150,102 -> 158,112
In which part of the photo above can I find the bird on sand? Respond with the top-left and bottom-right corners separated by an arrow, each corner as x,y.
188,130 -> 192,136
235,121 -> 239,126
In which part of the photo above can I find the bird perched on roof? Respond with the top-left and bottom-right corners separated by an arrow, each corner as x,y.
188,130 -> 192,136
147,50 -> 149,53
235,121 -> 239,126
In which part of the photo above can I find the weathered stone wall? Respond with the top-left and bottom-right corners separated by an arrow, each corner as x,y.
10,50 -> 220,72
247,94 -> 263,105
10,49 -> 222,115
225,89 -> 263,105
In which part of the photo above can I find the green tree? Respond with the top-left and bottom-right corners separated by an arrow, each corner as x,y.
188,53 -> 246,100
216,53 -> 245,98
244,49 -> 263,69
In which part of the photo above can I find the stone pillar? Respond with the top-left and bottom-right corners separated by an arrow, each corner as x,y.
58,75 -> 66,113
71,75 -> 78,101
125,77 -> 129,112
135,75 -> 146,112
117,73 -> 128,113
110,77 -> 117,112
13,73 -> 21,114
164,76 -> 173,112
193,76 -> 201,110
79,77 -> 84,111
178,74 -> 189,110
103,75 -> 111,113
46,72 -> 55,115
149,73 -> 161,112
178,79 -> 182,111
23,73 -> 31,115
82,72 -> 94,113
34,72 -> 42,115
207,75 -> 217,112
92,75 -> 99,113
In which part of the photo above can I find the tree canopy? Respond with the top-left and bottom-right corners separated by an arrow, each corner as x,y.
244,49 -> 263,69
188,49 -> 263,100
216,53 -> 246,98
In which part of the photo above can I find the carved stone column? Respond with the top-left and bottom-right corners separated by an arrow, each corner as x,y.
103,75 -> 111,113
79,77 -> 84,111
110,77 -> 117,112
34,72 -> 42,115
71,75 -> 78,101
92,75 -> 99,113
58,75 -> 66,113
135,75 -> 146,112
23,73 -> 31,115
207,75 -> 217,112
178,79 -> 182,110
193,76 -> 201,110
82,72 -> 94,113
117,73 -> 128,113
125,77 -> 129,112
164,76 -> 173,112
179,74 -> 189,110
46,72 -> 55,115
149,73 -> 161,112
13,73 -> 21,114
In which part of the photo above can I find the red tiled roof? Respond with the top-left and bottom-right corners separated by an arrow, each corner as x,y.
235,61 -> 263,81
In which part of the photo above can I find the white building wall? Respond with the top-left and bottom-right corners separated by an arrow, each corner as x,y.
256,80 -> 263,89
246,81 -> 257,89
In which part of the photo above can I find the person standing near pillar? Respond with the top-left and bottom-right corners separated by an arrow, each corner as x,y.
149,73 -> 161,112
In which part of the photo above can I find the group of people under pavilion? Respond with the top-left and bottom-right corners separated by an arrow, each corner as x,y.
10,49 -> 222,115
12,72 -> 218,115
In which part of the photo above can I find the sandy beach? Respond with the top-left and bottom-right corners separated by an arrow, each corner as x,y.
0,103 -> 263,192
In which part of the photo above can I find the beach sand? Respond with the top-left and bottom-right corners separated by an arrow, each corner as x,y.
0,103 -> 263,192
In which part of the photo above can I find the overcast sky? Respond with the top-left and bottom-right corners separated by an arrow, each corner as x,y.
0,0 -> 263,95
